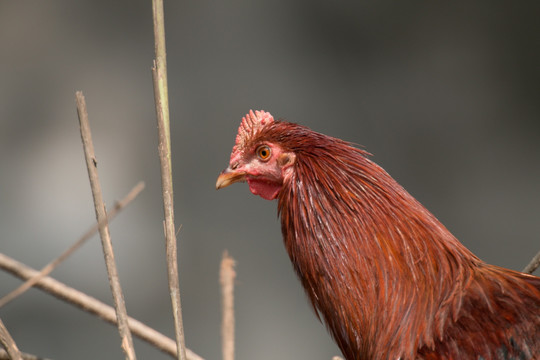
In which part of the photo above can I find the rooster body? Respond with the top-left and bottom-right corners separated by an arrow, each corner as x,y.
216,110 -> 540,360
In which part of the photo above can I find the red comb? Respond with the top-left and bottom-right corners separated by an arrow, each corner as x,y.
233,110 -> 274,151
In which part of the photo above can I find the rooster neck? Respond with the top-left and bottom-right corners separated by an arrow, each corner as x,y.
277,147 -> 480,359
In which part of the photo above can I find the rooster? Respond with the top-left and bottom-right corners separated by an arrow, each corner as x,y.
216,110 -> 540,360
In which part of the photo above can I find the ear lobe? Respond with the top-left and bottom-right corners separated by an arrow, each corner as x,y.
278,153 -> 295,167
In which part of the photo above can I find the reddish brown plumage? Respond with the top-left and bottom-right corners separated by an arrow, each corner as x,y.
216,111 -> 540,360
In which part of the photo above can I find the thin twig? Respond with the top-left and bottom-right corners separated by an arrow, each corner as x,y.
0,253 -> 204,360
0,318 -> 22,360
0,349 -> 51,360
523,249 -> 540,274
220,251 -> 236,360
76,91 -> 136,360
0,182 -> 145,309
151,1 -> 187,360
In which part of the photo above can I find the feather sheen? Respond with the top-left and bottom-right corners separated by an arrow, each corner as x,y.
246,121 -> 540,360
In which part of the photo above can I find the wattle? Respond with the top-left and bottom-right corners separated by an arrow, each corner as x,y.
247,177 -> 282,200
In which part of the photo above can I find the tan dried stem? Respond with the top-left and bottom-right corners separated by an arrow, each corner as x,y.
151,1 -> 187,359
523,249 -> 540,274
76,91 -> 136,360
220,251 -> 236,360
0,318 -> 22,360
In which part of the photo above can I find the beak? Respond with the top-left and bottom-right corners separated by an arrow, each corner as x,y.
216,167 -> 247,190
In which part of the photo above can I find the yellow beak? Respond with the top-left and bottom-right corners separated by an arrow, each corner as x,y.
216,168 -> 247,190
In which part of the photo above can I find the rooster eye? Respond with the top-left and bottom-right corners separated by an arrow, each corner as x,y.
256,145 -> 271,161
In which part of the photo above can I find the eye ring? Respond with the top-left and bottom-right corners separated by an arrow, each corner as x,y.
256,145 -> 271,161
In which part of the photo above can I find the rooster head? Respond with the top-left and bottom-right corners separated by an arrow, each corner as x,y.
216,110 -> 296,200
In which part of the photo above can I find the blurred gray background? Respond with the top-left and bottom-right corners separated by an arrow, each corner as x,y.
0,1 -> 539,359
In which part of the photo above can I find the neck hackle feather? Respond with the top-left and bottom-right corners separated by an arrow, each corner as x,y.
233,112 -> 540,360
